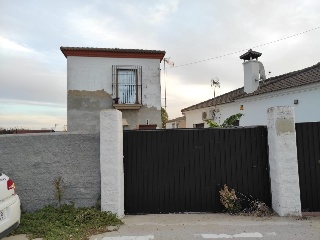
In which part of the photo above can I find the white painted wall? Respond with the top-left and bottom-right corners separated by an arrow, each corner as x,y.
185,83 -> 320,127
267,106 -> 301,216
238,83 -> 320,125
67,56 -> 161,109
243,60 -> 265,94
166,122 -> 175,129
166,121 -> 181,129
100,109 -> 124,217
185,102 -> 239,128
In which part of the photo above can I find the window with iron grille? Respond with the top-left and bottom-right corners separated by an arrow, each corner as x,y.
112,65 -> 142,104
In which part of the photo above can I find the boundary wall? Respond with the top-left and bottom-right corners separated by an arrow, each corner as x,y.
0,132 -> 100,212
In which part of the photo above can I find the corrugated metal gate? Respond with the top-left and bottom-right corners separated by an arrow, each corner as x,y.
296,122 -> 320,212
123,127 -> 271,214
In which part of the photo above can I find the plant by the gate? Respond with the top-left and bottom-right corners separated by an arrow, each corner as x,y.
54,176 -> 64,206
9,204 -> 123,240
206,113 -> 243,128
219,184 -> 241,213
242,200 -> 273,217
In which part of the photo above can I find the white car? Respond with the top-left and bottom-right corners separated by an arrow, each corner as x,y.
0,173 -> 21,239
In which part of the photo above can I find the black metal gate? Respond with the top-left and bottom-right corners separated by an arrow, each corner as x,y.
296,122 -> 320,212
123,127 -> 271,214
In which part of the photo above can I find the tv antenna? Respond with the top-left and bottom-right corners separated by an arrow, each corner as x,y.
211,77 -> 220,98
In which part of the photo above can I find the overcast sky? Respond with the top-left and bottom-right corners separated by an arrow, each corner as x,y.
1,0 -> 319,130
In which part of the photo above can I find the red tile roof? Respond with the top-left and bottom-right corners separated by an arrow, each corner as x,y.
60,47 -> 166,61
182,62 -> 320,113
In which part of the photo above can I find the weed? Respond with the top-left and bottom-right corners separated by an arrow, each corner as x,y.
219,186 -> 273,217
53,176 -> 64,206
95,194 -> 101,209
242,200 -> 273,217
9,204 -> 123,240
219,184 -> 241,214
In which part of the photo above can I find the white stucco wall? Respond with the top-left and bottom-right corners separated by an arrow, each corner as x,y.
243,60 -> 263,94
67,56 -> 162,131
67,56 -> 161,109
184,102 -> 239,128
166,122 -> 175,129
239,83 -> 320,125
185,83 -> 320,128
267,106 -> 301,216
100,109 -> 124,217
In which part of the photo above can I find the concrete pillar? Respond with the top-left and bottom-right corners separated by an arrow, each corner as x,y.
267,106 -> 301,216
100,109 -> 124,217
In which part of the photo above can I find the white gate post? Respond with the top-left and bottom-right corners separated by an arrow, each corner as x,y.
267,106 -> 301,216
100,109 -> 124,217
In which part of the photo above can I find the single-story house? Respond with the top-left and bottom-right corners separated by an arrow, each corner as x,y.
181,49 -> 320,128
165,116 -> 186,129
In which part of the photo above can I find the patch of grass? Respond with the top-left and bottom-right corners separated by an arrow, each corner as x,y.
10,204 -> 123,240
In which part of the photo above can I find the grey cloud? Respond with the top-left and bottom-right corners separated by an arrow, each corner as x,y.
0,0 -> 320,124
0,53 -> 66,104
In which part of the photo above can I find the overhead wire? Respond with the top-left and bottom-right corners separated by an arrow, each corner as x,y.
170,26 -> 320,69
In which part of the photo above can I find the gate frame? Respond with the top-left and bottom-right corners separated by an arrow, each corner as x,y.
267,106 -> 301,216
99,106 -> 303,217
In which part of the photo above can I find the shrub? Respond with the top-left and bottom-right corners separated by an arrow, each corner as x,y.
219,184 -> 241,214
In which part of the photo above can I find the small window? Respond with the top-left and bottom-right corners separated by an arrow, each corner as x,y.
233,120 -> 240,126
112,65 -> 142,104
194,123 -> 204,128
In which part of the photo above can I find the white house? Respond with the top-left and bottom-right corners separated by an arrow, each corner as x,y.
165,116 -> 186,129
181,49 -> 320,128
60,47 -> 166,132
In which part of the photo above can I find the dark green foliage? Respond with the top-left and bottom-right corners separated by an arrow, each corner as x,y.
206,113 -> 244,128
161,107 -> 169,128
10,204 -> 123,240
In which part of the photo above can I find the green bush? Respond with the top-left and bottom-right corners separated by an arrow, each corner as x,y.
219,184 -> 242,214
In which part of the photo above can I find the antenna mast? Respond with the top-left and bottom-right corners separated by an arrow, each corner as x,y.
163,58 -> 174,110
211,77 -> 220,98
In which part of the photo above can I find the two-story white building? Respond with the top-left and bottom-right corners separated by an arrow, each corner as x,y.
182,50 -> 320,127
61,47 -> 166,132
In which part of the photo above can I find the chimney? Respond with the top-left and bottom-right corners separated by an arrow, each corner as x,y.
240,49 -> 266,94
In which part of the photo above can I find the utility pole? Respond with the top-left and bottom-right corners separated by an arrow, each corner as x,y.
163,58 -> 174,110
